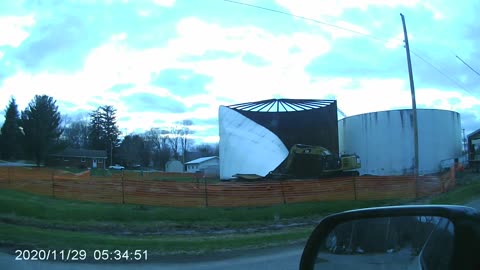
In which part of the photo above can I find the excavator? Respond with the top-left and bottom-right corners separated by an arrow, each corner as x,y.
234,144 -> 361,180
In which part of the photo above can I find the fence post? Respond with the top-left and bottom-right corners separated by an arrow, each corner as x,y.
414,175 -> 418,199
353,176 -> 357,200
450,166 -> 456,190
51,170 -> 55,198
7,167 -> 11,186
121,170 -> 125,204
280,181 -> 287,204
204,178 -> 208,207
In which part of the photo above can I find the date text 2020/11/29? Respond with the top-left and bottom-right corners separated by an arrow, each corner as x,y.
14,249 -> 148,261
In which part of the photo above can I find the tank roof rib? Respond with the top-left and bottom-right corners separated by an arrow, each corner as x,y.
227,98 -> 336,112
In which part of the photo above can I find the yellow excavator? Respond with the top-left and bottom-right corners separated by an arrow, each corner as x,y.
234,144 -> 361,180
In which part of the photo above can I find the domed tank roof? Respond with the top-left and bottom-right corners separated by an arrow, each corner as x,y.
227,98 -> 335,112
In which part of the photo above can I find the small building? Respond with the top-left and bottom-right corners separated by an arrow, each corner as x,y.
467,128 -> 480,172
165,159 -> 184,173
47,148 -> 107,169
185,156 -> 219,176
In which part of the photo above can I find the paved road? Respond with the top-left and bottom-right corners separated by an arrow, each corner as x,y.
0,244 -> 305,270
466,198 -> 480,210
0,162 -> 36,167
1,200 -> 479,270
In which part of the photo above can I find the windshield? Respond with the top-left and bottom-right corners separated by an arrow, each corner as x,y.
0,0 -> 479,269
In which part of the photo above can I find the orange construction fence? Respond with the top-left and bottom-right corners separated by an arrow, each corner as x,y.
0,167 -> 454,207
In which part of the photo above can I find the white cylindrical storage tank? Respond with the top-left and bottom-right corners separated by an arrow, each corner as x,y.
339,109 -> 462,176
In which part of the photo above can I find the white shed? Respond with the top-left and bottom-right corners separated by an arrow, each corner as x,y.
165,159 -> 184,173
185,156 -> 219,174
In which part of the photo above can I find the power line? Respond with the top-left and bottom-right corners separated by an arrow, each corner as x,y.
455,55 -> 480,77
410,51 -> 473,94
223,0 -> 475,95
223,0 -> 391,43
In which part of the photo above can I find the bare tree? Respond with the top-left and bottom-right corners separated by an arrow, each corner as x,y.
179,119 -> 194,164
145,128 -> 169,151
193,143 -> 218,157
118,134 -> 147,167
167,123 -> 182,160
144,128 -> 171,170
61,114 -> 90,149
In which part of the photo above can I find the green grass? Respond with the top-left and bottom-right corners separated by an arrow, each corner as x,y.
2,179 -> 480,256
430,181 -> 480,205
0,189 -> 392,224
90,168 -> 112,176
0,223 -> 312,256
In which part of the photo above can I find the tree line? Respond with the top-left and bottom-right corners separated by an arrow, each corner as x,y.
0,95 -> 218,169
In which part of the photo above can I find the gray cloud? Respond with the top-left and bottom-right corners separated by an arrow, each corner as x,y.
179,50 -> 239,62
242,53 -> 270,67
190,117 -> 218,127
122,92 -> 187,113
306,38 -> 405,79
87,100 -> 103,109
57,100 -> 78,111
448,97 -> 462,106
460,107 -> 480,135
11,6 -> 102,72
307,4 -> 480,97
118,116 -> 132,122
109,83 -> 135,93
151,69 -> 212,97
8,1 -> 177,72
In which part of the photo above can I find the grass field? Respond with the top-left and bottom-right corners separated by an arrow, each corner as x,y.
0,189 -> 391,224
0,189 -> 393,256
0,223 -> 312,258
1,176 -> 479,257
430,180 -> 480,205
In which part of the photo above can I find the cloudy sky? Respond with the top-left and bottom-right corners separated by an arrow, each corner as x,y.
0,0 -> 479,144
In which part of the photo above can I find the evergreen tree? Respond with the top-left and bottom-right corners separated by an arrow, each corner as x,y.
21,95 -> 63,166
88,109 -> 105,150
88,105 -> 121,166
0,97 -> 23,160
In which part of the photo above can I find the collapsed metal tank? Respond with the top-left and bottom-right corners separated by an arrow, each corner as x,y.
219,99 -> 338,180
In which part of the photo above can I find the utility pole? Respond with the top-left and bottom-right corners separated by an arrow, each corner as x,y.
401,13 -> 419,176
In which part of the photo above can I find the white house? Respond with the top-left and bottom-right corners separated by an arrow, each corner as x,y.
185,156 -> 219,176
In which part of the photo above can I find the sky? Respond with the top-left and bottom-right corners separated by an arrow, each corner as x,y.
0,0 -> 479,144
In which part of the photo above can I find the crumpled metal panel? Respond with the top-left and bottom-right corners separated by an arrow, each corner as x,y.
219,106 -> 289,180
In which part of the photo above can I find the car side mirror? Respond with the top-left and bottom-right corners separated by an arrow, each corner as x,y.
299,205 -> 480,270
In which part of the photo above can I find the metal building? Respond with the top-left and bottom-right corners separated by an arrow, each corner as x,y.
338,109 -> 462,176
219,99 -> 338,180
467,128 -> 480,172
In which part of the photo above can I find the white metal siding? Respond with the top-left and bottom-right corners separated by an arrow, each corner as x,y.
186,158 -> 219,173
165,160 -> 184,173
198,158 -> 219,171
339,109 -> 462,175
